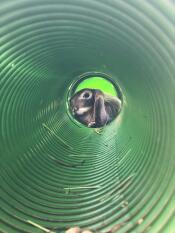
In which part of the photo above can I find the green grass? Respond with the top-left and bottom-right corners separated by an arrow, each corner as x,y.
75,76 -> 118,96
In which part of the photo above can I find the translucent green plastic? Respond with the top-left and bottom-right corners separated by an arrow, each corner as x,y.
0,1 -> 175,233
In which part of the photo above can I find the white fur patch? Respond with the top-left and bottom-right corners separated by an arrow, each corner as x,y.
76,107 -> 91,115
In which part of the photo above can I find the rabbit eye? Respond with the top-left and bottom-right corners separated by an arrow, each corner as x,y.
83,92 -> 90,98
81,91 -> 92,99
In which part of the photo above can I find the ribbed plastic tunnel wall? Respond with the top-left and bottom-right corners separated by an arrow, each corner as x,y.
0,1 -> 175,233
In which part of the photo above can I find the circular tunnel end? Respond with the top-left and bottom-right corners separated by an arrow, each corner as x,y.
67,72 -> 123,128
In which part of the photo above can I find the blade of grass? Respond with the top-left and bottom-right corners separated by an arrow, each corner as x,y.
27,220 -> 56,233
42,123 -> 73,150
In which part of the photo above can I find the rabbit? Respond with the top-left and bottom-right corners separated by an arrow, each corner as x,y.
70,88 -> 122,128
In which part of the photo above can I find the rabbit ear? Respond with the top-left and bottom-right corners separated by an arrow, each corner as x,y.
91,93 -> 107,127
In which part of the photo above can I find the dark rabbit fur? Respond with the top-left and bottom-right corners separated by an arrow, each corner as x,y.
70,88 -> 121,128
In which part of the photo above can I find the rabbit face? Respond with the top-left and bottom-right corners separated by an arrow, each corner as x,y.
70,88 -> 121,128
70,89 -> 96,116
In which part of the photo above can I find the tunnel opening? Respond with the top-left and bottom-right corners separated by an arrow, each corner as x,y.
0,1 -> 175,233
67,72 -> 123,128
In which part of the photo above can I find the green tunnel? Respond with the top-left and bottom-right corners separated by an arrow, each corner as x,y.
0,1 -> 175,232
